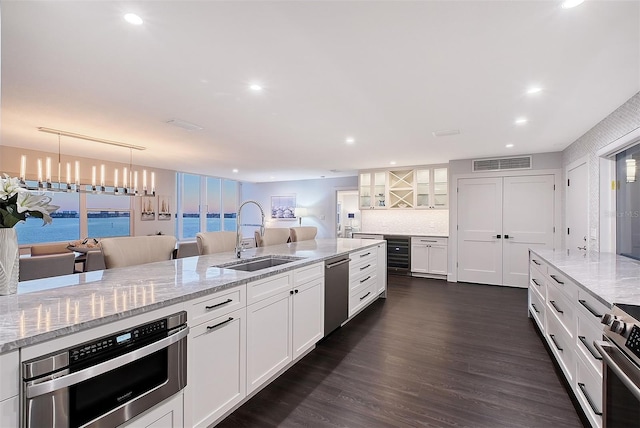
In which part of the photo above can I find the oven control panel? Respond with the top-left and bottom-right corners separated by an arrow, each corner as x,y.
625,325 -> 640,360
70,318 -> 167,363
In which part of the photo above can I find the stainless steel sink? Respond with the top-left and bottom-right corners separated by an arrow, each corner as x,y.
220,256 -> 299,272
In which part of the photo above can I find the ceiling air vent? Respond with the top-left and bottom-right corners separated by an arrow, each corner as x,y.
472,156 -> 532,172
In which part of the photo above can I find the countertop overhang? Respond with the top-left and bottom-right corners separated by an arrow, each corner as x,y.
0,238 -> 384,354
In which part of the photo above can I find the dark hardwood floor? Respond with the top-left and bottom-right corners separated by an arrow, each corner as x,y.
217,276 -> 584,428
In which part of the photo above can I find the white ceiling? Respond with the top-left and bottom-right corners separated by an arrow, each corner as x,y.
1,1 -> 639,183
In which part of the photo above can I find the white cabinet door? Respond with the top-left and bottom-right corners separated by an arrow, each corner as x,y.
292,279 -> 324,360
0,396 -> 18,428
246,290 -> 292,394
503,175 -> 555,288
411,244 -> 429,273
122,392 -> 183,428
190,308 -> 246,428
428,244 -> 448,275
377,243 -> 387,295
457,177 -> 504,285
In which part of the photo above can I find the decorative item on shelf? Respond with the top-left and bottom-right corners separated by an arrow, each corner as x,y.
0,174 -> 59,295
17,127 -> 156,197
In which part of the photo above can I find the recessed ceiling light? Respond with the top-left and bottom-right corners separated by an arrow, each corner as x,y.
346,137 -> 355,144
249,84 -> 263,91
506,144 -> 514,148
515,118 -> 528,125
432,129 -> 460,137
124,13 -> 143,25
390,161 -> 396,165
561,0 -> 584,9
165,119 -> 203,131
232,169 -> 239,173
527,87 -> 542,95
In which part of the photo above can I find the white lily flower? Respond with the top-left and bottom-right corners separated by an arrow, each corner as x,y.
0,174 -> 26,200
16,192 -> 60,225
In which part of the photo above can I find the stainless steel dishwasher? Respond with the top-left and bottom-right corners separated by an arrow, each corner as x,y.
324,255 -> 351,336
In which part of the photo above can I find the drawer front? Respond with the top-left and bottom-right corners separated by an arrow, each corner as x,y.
546,265 -> 578,301
350,261 -> 377,286
350,247 -> 377,272
529,253 -> 548,275
546,312 -> 576,382
294,262 -> 324,287
575,354 -> 603,427
576,314 -> 604,375
529,289 -> 546,333
577,289 -> 609,329
529,267 -> 546,300
247,272 -> 292,305
350,272 -> 377,295
411,237 -> 448,246
547,283 -> 576,338
189,286 -> 245,326
349,284 -> 375,316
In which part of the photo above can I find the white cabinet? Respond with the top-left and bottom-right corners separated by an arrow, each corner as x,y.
123,391 -> 184,428
415,166 -> 448,209
292,266 -> 324,359
349,247 -> 379,316
376,242 -> 387,295
189,307 -> 246,428
0,396 -> 18,428
359,171 -> 387,209
410,237 -> 448,277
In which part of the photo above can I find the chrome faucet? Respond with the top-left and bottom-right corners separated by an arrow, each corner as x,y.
236,200 -> 265,258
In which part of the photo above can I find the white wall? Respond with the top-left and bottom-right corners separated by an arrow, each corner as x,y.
240,176 -> 358,239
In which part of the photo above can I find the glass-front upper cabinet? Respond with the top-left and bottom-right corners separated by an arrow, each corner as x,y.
415,167 -> 448,209
359,171 -> 386,209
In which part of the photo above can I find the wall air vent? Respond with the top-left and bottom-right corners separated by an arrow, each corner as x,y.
472,156 -> 532,172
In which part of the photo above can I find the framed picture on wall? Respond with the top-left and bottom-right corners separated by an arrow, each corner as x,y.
141,195 -> 156,221
271,195 -> 296,219
158,195 -> 171,221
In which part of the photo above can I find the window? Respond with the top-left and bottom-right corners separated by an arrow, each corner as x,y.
223,179 -> 238,232
206,177 -> 221,231
180,174 -> 201,239
86,193 -> 131,238
616,144 -> 640,260
15,186 -> 80,245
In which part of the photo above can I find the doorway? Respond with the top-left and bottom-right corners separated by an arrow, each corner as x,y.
566,157 -> 589,253
336,190 -> 359,238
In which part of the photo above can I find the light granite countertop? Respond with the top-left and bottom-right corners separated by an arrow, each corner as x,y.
353,232 -> 448,238
0,238 -> 383,354
531,249 -> 640,307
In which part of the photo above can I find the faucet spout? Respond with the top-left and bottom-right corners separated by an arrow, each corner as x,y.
236,200 -> 265,258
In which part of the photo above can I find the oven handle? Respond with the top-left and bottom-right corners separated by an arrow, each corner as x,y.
594,340 -> 640,402
26,326 -> 189,399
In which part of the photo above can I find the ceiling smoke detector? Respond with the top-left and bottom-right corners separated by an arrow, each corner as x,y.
432,129 -> 460,137
165,119 -> 203,131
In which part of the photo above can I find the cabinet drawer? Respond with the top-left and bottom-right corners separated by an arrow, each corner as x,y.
529,267 -> 546,299
294,263 -> 323,287
411,237 -> 447,246
547,283 -> 576,338
576,354 -> 603,427
546,266 -> 578,301
349,284 -> 375,317
529,253 -> 547,275
577,289 -> 609,329
577,314 -> 604,375
350,271 -> 376,294
247,272 -> 292,306
529,289 -> 545,333
189,286 -> 245,326
546,312 -> 576,382
349,248 -> 377,273
0,351 -> 18,401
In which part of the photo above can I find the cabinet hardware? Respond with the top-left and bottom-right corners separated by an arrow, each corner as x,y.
532,278 -> 541,287
294,289 -> 299,294
549,300 -> 564,314
360,252 -> 371,258
549,334 -> 563,351
577,246 -> 587,250
577,383 -> 603,416
326,258 -> 351,269
205,299 -> 233,310
290,290 -> 294,295
549,274 -> 564,285
531,303 -> 540,314
532,259 -> 541,265
578,336 -> 602,361
359,292 -> 371,301
207,317 -> 234,330
360,264 -> 371,271
360,276 -> 371,284
578,300 -> 602,318
504,235 -> 514,239
492,235 -> 502,239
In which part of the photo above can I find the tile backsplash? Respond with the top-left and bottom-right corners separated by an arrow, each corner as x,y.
360,209 -> 449,236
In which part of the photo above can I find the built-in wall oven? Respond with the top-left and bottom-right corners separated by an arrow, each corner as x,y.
595,304 -> 640,428
22,311 -> 189,428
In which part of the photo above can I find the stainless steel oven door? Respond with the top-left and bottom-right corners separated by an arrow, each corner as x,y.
24,325 -> 188,428
594,340 -> 640,428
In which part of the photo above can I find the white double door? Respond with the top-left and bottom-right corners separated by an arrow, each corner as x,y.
457,175 -> 555,288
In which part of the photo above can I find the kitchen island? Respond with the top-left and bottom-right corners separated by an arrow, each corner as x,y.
0,238 -> 387,428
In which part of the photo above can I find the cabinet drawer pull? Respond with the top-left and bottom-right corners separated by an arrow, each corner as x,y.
578,299 -> 603,318
207,317 -> 234,330
421,240 -> 437,243
532,259 -> 541,266
360,276 -> 371,284
577,382 -> 603,416
359,291 -> 371,301
360,264 -> 371,271
205,298 -> 233,310
531,303 -> 540,314
549,300 -> 564,314
531,278 -> 541,287
578,336 -> 602,361
549,334 -> 563,351
550,274 -> 564,285
360,252 -> 371,258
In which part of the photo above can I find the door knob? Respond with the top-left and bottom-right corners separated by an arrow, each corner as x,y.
492,235 -> 502,239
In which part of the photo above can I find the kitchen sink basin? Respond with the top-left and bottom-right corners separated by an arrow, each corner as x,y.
221,256 -> 299,272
